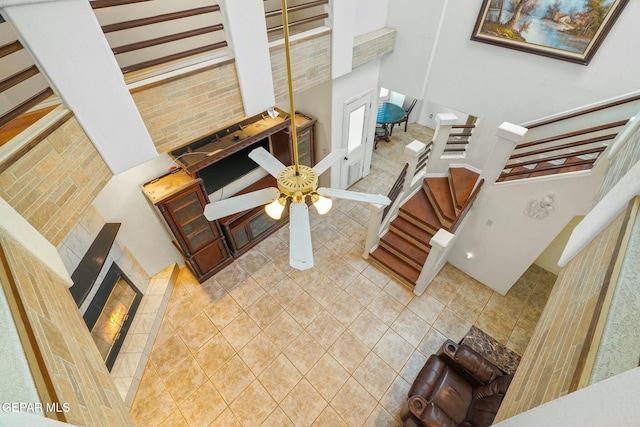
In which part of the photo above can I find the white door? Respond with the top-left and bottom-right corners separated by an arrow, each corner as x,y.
340,93 -> 372,189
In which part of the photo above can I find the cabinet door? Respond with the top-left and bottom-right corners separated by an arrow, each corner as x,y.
191,239 -> 228,275
270,130 -> 292,166
296,125 -> 314,166
165,188 -> 218,254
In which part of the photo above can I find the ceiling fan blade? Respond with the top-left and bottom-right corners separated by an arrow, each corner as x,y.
317,187 -> 391,206
313,148 -> 347,176
289,202 -> 314,270
204,187 -> 279,220
248,146 -> 287,178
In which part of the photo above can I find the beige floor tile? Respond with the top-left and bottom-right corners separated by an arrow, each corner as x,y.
229,380 -> 277,426
407,293 -> 444,325
269,276 -> 304,308
400,350 -> 428,384
261,407 -> 295,427
391,308 -> 430,347
263,311 -> 303,350
417,327 -> 448,357
486,292 -> 526,324
284,331 -> 324,374
328,330 -> 370,373
157,409 -> 188,427
365,404 -> 397,427
507,324 -> 534,356
214,262 -> 249,291
380,375 -> 411,421
433,308 -> 472,343
176,311 -> 218,351
324,259 -> 360,289
330,377 -> 376,426
245,293 -> 283,329
150,334 -> 191,377
153,317 -> 176,346
305,353 -> 349,401
517,304 -> 543,332
220,311 -> 261,351
228,276 -> 265,309
305,279 -> 342,307
165,297 -> 201,329
475,306 -> 516,345
130,382 -> 176,427
384,280 -> 414,306
210,355 -> 255,404
280,379 -> 327,427
238,332 -> 280,376
193,333 -> 235,377
258,354 -> 302,403
349,309 -> 389,349
209,408 -> 241,427
255,235 -> 288,261
306,311 -> 345,350
326,291 -> 364,326
250,261 -> 286,290
202,294 -> 243,330
285,291 -> 324,327
374,330 -> 414,372
311,406 -> 348,427
353,352 -> 397,400
135,363 -> 163,400
426,275 -> 458,306
368,291 -> 404,326
361,264 -> 392,288
345,274 -> 381,307
162,355 -> 207,404
236,249 -> 269,275
178,380 -> 226,427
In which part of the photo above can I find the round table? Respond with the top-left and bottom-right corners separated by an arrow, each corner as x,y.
375,102 -> 405,147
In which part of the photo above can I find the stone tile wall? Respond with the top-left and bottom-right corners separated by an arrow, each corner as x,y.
0,232 -> 133,426
352,28 -> 396,69
0,117 -> 112,247
496,121 -> 640,422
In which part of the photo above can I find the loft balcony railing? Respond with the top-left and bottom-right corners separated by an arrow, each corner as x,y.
263,0 -> 329,41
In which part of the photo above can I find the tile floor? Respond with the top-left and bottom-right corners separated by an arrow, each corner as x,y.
130,124 -> 557,426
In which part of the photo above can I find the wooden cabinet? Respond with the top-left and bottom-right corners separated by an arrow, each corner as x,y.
143,169 -> 232,282
292,112 -> 317,166
218,175 -> 289,257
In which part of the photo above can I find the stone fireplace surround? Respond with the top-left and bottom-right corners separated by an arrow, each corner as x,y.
57,205 -> 176,407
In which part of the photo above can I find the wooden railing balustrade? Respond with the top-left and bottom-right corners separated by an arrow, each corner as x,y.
263,0 -> 329,40
382,163 -> 408,223
444,124 -> 475,154
415,141 -> 432,175
91,2 -> 228,75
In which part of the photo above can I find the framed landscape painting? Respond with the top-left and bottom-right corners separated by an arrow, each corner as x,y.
471,0 -> 629,65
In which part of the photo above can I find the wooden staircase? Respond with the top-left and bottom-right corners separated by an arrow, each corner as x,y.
370,166 -> 481,287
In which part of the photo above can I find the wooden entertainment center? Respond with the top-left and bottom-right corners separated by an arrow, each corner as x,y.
143,109 -> 316,282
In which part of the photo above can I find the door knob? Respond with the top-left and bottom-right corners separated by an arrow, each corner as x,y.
344,156 -> 348,161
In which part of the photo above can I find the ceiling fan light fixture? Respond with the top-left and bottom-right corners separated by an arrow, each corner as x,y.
312,194 -> 332,215
265,197 -> 286,219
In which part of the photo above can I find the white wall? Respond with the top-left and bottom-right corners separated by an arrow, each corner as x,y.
494,367 -> 640,427
379,0 -> 640,169
535,215 -> 583,275
448,172 -> 599,295
330,60 -> 382,188
353,0 -> 389,37
92,154 -> 184,277
379,1 -> 446,101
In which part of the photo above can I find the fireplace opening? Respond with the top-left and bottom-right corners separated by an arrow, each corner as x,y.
82,263 -> 142,371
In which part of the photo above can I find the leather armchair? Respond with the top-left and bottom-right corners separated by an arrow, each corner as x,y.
402,340 -> 513,427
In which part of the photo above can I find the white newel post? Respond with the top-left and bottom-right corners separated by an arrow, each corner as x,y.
427,113 -> 458,174
363,203 -> 386,258
480,122 -> 528,184
402,140 -> 428,196
414,229 -> 454,296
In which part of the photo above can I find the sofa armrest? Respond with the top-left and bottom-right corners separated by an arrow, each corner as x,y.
440,340 -> 503,385
408,395 -> 460,427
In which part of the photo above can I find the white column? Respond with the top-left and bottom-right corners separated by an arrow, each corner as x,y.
363,202 -> 385,258
427,113 -> 457,174
221,0 -> 275,116
403,140 -> 427,196
1,0 -> 158,175
330,0 -> 355,78
414,228 -> 454,296
480,122 -> 528,184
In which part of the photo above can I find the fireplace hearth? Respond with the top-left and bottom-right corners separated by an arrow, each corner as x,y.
83,263 -> 142,371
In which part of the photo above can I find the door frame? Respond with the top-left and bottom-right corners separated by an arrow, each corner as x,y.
339,90 -> 374,189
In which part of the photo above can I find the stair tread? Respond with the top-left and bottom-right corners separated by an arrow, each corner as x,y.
449,167 -> 479,210
559,156 -> 594,173
370,247 -> 420,284
390,216 -> 434,247
380,231 -> 429,265
529,161 -> 560,177
400,190 -> 446,231
424,177 -> 456,222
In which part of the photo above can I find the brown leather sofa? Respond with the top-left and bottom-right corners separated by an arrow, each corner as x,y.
401,340 -> 513,427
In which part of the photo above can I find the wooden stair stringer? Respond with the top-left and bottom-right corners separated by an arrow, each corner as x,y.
448,167 -> 480,213
422,177 -> 455,227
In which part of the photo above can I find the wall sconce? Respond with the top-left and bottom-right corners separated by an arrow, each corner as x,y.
524,193 -> 555,219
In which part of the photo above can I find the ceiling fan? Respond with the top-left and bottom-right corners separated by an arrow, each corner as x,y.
203,0 -> 391,270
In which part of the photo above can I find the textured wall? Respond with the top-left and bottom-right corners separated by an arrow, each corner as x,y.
352,27 -> 396,69
0,118 -> 112,247
496,124 -> 640,421
0,233 -> 133,426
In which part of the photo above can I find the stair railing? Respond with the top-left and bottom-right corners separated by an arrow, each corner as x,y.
363,140 -> 429,258
413,177 -> 484,295
426,113 -> 458,174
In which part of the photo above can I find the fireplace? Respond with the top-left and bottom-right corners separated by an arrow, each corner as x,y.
83,263 -> 142,371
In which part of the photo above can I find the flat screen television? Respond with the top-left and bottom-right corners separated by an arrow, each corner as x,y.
196,137 -> 270,196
